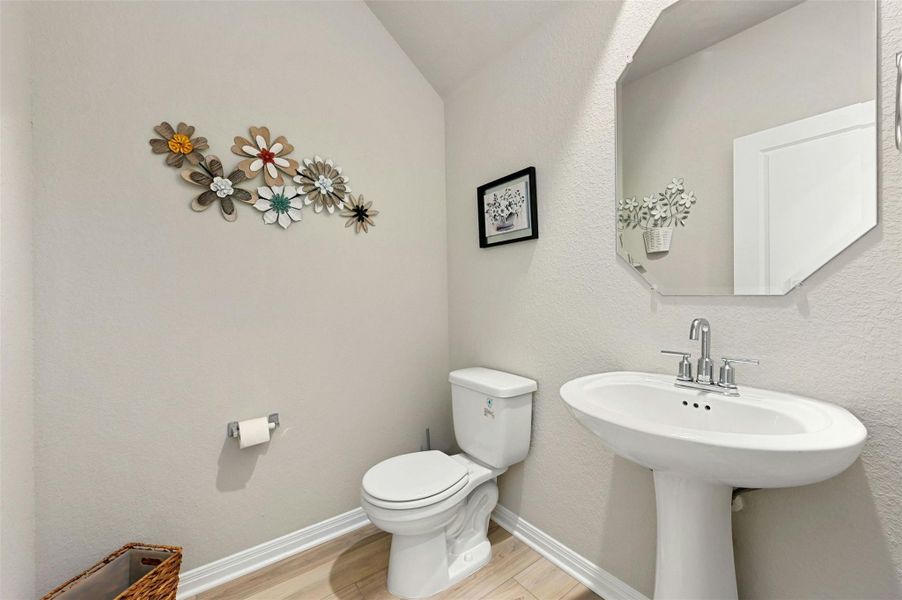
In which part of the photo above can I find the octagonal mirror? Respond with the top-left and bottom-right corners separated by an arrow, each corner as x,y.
616,0 -> 877,295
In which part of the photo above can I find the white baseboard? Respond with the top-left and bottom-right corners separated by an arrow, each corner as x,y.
492,504 -> 649,600
176,507 -> 370,599
177,503 -> 647,600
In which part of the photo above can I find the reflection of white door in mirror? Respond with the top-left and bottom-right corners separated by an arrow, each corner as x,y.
733,101 -> 876,295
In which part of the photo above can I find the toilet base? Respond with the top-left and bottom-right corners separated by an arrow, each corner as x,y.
386,480 -> 498,599
448,538 -> 492,585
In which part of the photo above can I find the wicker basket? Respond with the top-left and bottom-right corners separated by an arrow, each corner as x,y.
41,543 -> 182,600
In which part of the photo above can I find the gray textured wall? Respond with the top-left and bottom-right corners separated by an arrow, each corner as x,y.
446,1 -> 901,597
28,1 -> 449,594
0,2 -> 35,598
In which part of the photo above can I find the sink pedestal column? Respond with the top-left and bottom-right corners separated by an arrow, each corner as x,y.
653,471 -> 737,600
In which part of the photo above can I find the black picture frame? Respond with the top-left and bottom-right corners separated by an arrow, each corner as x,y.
477,166 -> 538,248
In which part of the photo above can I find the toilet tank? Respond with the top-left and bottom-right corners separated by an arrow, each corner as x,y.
449,367 -> 536,469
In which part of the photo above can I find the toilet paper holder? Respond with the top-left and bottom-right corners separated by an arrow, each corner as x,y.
227,413 -> 280,439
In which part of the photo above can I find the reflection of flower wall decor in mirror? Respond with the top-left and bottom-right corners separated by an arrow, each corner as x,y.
476,167 -> 538,248
618,177 -> 697,254
148,121 -> 377,233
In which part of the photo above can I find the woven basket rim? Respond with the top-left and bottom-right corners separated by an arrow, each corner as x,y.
40,542 -> 182,600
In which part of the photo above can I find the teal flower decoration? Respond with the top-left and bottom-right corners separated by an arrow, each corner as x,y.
253,185 -> 304,229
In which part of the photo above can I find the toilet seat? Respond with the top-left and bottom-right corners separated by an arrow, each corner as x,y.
362,450 -> 469,509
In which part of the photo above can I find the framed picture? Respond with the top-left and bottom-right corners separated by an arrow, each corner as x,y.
477,166 -> 538,248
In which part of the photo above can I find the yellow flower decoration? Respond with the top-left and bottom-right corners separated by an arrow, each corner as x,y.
168,133 -> 193,155
149,121 -> 208,168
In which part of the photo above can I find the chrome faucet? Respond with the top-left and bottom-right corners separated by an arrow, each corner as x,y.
661,318 -> 759,396
689,318 -> 714,384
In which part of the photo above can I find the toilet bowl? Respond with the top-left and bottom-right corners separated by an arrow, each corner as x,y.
360,368 -> 536,599
361,452 -> 504,598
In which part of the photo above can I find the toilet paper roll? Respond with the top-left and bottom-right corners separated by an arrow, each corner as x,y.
237,417 -> 272,449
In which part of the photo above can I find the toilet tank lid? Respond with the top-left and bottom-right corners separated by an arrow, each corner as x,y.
449,367 -> 537,398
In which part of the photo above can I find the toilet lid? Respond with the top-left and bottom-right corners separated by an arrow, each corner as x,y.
362,450 -> 468,503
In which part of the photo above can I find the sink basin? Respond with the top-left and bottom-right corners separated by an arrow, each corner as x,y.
561,371 -> 866,600
561,371 -> 866,488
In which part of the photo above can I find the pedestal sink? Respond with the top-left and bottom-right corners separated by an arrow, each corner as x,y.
560,371 -> 866,600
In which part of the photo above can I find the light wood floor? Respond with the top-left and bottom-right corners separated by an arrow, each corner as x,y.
190,521 -> 603,600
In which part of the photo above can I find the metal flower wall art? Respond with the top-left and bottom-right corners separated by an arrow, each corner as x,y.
148,121 -> 378,233
150,122 -> 209,167
181,156 -> 253,222
295,156 -> 350,214
231,126 -> 298,186
341,194 -> 379,233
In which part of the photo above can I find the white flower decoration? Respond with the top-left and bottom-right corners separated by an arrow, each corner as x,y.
210,176 -> 234,198
314,175 -> 334,195
253,185 -> 304,229
678,191 -> 696,209
485,188 -> 526,225
293,156 -> 350,214
651,205 -> 669,223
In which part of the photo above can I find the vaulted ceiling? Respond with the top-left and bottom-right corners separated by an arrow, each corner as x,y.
366,1 -> 571,97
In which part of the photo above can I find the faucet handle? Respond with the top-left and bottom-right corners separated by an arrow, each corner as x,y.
718,357 -> 759,389
661,350 -> 693,382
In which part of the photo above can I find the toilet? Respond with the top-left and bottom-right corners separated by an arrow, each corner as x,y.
360,367 -> 536,599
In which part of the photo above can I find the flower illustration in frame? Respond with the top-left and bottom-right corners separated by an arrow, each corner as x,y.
476,167 -> 538,248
